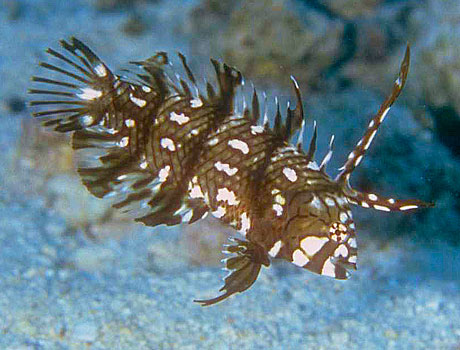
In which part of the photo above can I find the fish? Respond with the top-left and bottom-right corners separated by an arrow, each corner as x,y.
29,37 -> 434,306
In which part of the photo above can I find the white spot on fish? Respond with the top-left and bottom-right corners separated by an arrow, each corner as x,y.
119,137 -> 129,147
380,107 -> 390,122
77,87 -> 102,100
208,137 -> 219,146
212,206 -> 226,219
158,165 -> 170,183
301,236 -> 329,257
361,201 -> 370,208
94,64 -> 107,77
140,161 -> 148,169
292,249 -> 310,267
250,125 -> 264,135
214,161 -> 238,176
283,167 -> 298,182
142,85 -> 152,93
268,240 -> 283,257
354,155 -> 363,166
190,98 -> 203,108
374,204 -> 390,212
321,257 -> 336,277
239,212 -> 251,235
340,212 -> 348,223
160,138 -> 176,151
130,93 -> 146,107
307,161 -> 320,170
310,196 -> 323,210
80,115 -> 93,126
365,130 -> 377,150
275,194 -> 286,205
189,183 -> 204,199
348,237 -> 357,248
334,244 -> 349,258
228,139 -> 249,154
325,197 -> 335,207
170,112 -> 190,125
124,119 -> 135,128
399,205 -> 419,211
273,204 -> 283,216
348,255 -> 357,264
182,210 -> 193,223
388,198 -> 396,204
216,188 -> 240,206
368,194 -> 378,201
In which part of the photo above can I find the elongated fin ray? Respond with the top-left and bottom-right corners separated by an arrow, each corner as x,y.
129,51 -> 170,98
177,52 -> 197,87
319,135 -> 335,171
286,76 -> 304,141
346,190 -> 434,212
251,86 -> 260,122
274,97 -> 282,136
262,92 -> 269,128
336,44 -> 411,184
296,119 -> 306,150
306,121 -> 317,162
210,58 -> 242,114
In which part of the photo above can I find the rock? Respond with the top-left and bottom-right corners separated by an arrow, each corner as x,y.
188,0 -> 344,87
93,0 -> 158,12
317,0 -> 382,20
181,215 -> 234,266
45,174 -> 113,230
72,246 -> 115,272
70,320 -> 98,343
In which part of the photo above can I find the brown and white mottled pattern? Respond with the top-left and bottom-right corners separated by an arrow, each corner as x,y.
29,38 -> 433,306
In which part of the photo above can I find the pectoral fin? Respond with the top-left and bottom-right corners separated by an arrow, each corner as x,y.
194,238 -> 269,306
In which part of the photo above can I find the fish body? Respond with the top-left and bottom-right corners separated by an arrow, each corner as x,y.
29,38 -> 433,305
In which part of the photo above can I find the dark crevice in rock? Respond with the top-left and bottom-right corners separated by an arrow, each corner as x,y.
296,0 -> 342,20
430,105 -> 460,158
322,22 -> 357,82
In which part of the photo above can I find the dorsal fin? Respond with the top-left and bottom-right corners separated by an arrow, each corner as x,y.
306,121 -> 317,162
128,52 -> 171,98
210,58 -> 243,114
251,86 -> 260,123
285,76 -> 304,140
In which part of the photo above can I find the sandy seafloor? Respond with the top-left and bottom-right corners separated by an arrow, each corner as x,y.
1,1 -> 460,349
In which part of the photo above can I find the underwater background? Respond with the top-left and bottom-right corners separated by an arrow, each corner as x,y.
0,0 -> 459,348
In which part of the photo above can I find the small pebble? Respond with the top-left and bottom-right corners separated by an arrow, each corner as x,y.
73,246 -> 115,271
71,321 -> 98,342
